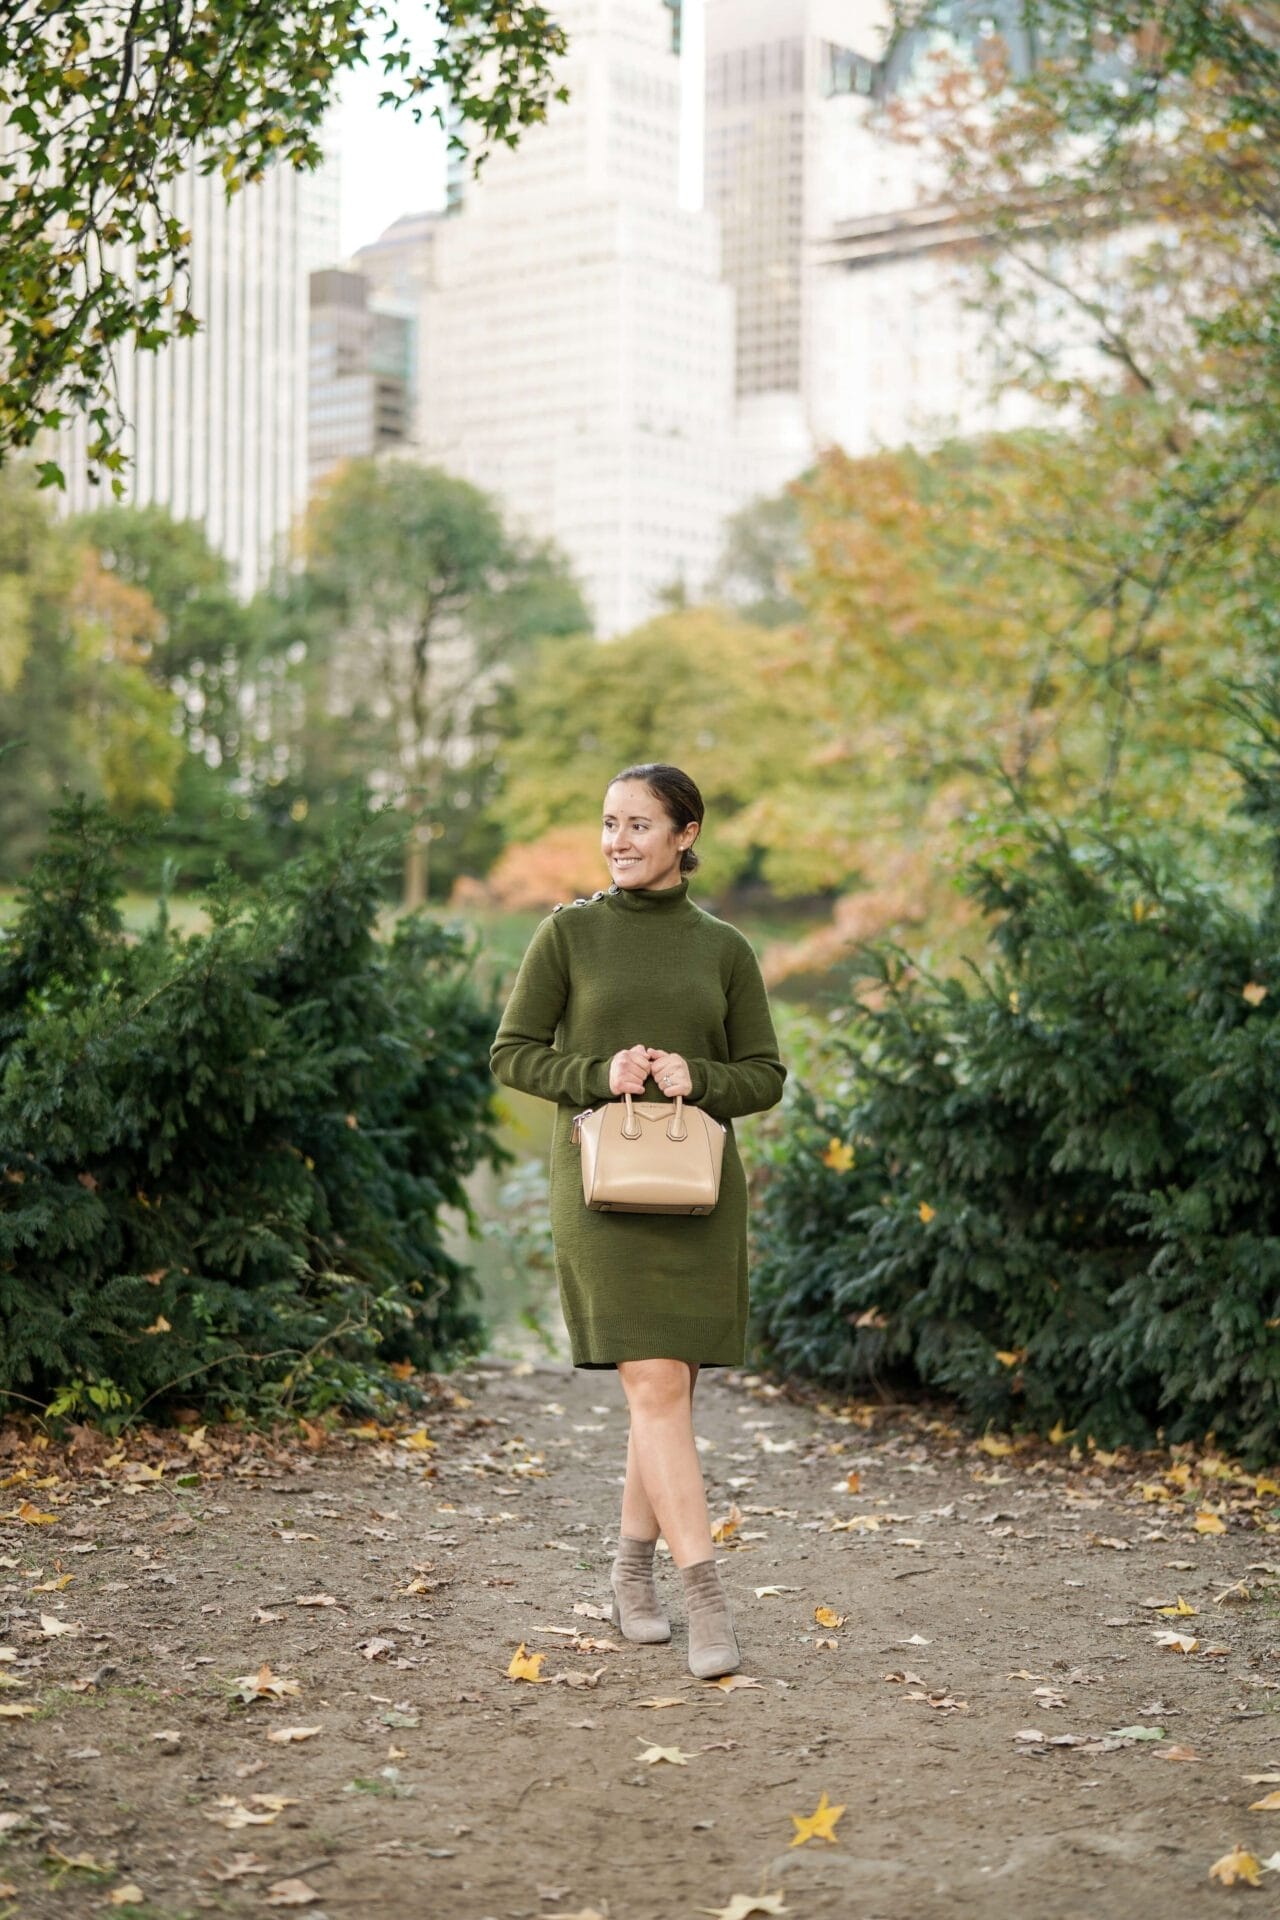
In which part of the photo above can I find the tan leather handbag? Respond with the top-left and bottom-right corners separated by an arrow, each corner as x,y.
571,1094 -> 726,1215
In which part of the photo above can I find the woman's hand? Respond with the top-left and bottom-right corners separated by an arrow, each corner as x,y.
646,1048 -> 692,1099
609,1043 -> 652,1096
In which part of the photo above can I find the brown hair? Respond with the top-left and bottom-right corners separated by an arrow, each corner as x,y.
605,763 -> 704,874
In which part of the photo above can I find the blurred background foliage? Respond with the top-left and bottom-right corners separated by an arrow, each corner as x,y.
5,1 -> 1280,1438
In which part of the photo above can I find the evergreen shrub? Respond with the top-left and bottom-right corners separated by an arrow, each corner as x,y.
751,690 -> 1280,1461
0,800 -> 502,1426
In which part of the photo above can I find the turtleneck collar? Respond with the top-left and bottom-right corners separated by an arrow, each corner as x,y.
604,876 -> 694,913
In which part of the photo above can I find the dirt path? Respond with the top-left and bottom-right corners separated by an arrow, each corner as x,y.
3,1361 -> 1280,1920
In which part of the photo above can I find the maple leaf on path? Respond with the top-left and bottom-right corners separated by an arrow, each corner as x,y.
699,1894 -> 788,1920
507,1643 -> 547,1683
636,1736 -> 692,1766
790,1790 -> 846,1847
1209,1844 -> 1262,1887
265,1878 -> 321,1906
233,1663 -> 301,1704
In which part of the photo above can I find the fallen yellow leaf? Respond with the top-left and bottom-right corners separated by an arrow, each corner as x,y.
1193,1509 -> 1227,1535
1248,1790 -> 1280,1810
1209,1843 -> 1261,1887
789,1789 -> 845,1847
711,1502 -> 742,1544
109,1888 -> 145,1908
16,1500 -> 56,1525
266,1725 -> 322,1744
506,1642 -> 546,1683
814,1606 -> 847,1630
976,1435 -> 1013,1458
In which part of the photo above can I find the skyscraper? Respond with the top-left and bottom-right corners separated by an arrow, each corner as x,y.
55,155 -> 340,597
308,268 -> 411,489
414,0 -> 741,635
705,0 -> 1050,473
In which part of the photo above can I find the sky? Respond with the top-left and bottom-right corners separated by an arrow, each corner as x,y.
333,38 -> 450,259
332,0 -> 706,260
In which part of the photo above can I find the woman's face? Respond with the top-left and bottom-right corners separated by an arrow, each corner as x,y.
601,779 -> 695,891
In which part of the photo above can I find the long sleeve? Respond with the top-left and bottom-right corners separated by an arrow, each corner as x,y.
686,941 -> 787,1122
490,916 -> 615,1109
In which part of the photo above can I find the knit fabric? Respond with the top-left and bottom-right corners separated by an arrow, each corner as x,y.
489,877 -> 787,1366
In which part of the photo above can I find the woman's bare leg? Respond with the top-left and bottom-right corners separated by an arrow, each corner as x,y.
619,1363 -> 700,1543
617,1358 -> 713,1568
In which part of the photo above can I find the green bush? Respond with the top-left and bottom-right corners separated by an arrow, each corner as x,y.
751,689 -> 1280,1462
0,800 -> 503,1426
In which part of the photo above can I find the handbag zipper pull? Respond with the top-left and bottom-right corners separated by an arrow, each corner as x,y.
571,1108 -> 593,1146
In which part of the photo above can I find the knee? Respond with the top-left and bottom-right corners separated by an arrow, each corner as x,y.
622,1359 -> 692,1420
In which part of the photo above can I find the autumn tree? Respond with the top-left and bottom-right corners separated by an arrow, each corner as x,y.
70,504 -> 268,769
302,457 -> 589,908
723,3 -> 1280,966
489,609 -> 817,903
712,485 -> 807,629
0,1 -> 569,486
879,2 -> 1280,778
0,472 -> 184,873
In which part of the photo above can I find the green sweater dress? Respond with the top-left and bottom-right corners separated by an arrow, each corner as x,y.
489,877 -> 787,1368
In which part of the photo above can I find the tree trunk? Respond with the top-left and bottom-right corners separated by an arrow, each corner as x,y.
403,810 -> 428,911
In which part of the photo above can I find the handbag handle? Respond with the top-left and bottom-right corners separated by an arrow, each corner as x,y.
622,1092 -> 688,1143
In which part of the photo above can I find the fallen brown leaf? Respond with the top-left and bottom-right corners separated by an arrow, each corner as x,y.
233,1663 -> 301,1704
265,1878 -> 321,1906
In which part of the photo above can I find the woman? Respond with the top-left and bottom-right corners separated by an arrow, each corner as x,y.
489,763 -> 787,1678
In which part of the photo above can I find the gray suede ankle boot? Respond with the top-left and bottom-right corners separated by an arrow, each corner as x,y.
680,1556 -> 740,1679
609,1534 -> 671,1644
